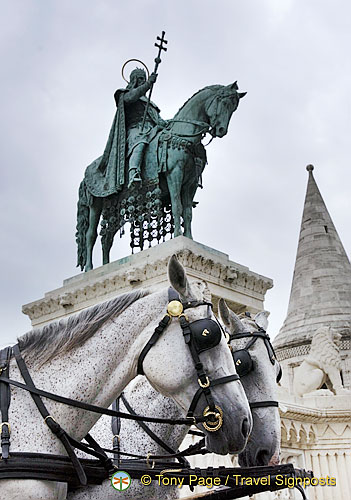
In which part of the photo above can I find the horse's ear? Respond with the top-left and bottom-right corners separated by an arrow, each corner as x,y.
218,299 -> 244,333
168,255 -> 190,298
238,92 -> 247,99
218,299 -> 231,327
230,81 -> 239,90
254,311 -> 269,331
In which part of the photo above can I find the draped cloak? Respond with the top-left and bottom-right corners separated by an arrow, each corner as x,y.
84,89 -> 160,198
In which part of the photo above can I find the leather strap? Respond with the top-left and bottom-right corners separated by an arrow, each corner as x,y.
0,375 -> 208,425
250,401 -> 279,409
111,398 -> 121,466
0,347 -> 12,459
120,393 -> 189,467
12,344 -> 88,485
187,374 -> 239,417
137,314 -> 171,375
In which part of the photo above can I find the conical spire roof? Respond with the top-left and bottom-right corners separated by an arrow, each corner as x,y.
274,165 -> 351,351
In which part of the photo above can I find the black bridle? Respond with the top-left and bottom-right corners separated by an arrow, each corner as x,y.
109,313 -> 283,466
137,287 -> 240,432
228,322 -> 282,410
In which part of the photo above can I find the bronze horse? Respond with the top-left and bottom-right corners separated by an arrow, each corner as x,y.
76,83 -> 245,271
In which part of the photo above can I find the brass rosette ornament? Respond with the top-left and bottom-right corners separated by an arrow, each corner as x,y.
167,300 -> 184,317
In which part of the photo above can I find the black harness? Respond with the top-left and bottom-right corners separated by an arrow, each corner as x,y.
228,323 -> 282,410
137,287 -> 240,432
0,347 -> 12,460
0,291 -> 283,488
0,288 -> 238,485
110,311 -> 282,466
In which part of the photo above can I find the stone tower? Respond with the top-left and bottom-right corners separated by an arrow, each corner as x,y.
271,166 -> 351,500
274,164 -> 351,390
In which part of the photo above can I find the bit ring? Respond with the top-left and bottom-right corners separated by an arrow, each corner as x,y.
203,405 -> 223,432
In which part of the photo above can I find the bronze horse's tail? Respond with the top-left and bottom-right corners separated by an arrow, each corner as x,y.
76,180 -> 91,271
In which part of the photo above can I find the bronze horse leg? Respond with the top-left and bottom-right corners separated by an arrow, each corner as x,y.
85,196 -> 102,271
165,152 -> 186,237
102,224 -> 116,265
181,157 -> 200,239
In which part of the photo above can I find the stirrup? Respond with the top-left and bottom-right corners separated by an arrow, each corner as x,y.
128,170 -> 142,188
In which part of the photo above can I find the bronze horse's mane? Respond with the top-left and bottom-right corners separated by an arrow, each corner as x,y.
173,84 -> 223,117
18,289 -> 149,366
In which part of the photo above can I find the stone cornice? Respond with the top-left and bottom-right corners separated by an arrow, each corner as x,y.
275,339 -> 351,362
22,241 -> 273,325
279,401 -> 351,423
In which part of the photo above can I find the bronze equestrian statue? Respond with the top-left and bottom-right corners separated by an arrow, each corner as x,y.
76,43 -> 245,272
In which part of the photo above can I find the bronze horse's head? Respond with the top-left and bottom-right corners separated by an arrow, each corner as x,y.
206,82 -> 246,138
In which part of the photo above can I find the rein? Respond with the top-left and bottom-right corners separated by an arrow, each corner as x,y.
167,118 -> 210,137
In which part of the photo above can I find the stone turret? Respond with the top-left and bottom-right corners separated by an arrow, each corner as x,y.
274,165 -> 351,390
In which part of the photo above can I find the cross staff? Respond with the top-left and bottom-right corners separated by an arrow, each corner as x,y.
141,31 -> 168,132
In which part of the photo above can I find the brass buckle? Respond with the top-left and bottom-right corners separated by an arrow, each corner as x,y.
44,415 -> 56,425
203,405 -> 223,432
146,452 -> 155,469
186,416 -> 197,425
0,422 -> 10,434
113,434 -> 120,444
167,300 -> 183,317
198,376 -> 210,388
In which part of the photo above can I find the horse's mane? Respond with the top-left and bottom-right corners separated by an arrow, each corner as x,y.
18,289 -> 149,366
174,85 -> 223,118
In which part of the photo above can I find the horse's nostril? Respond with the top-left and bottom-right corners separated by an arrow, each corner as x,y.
218,127 -> 225,135
241,418 -> 250,439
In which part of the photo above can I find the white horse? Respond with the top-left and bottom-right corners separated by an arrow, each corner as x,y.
0,256 -> 251,500
218,299 -> 281,468
68,302 -> 281,500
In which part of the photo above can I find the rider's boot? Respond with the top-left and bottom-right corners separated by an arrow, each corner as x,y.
128,144 -> 144,189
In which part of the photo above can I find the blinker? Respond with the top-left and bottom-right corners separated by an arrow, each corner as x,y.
233,348 -> 282,383
233,350 -> 254,377
189,319 -> 222,354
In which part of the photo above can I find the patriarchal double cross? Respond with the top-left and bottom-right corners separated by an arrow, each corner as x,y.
141,30 -> 168,132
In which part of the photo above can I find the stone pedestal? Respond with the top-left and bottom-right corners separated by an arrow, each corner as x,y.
22,236 -> 273,327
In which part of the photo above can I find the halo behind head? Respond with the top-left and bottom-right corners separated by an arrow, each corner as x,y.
121,58 -> 150,83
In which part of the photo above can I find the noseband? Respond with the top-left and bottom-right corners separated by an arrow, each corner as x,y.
137,288 -> 240,432
228,322 -> 282,410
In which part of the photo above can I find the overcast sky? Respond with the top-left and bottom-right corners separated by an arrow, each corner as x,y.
1,0 -> 350,347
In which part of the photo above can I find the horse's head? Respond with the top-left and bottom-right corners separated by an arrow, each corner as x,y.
219,299 -> 281,467
205,82 -> 246,138
142,256 -> 252,455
